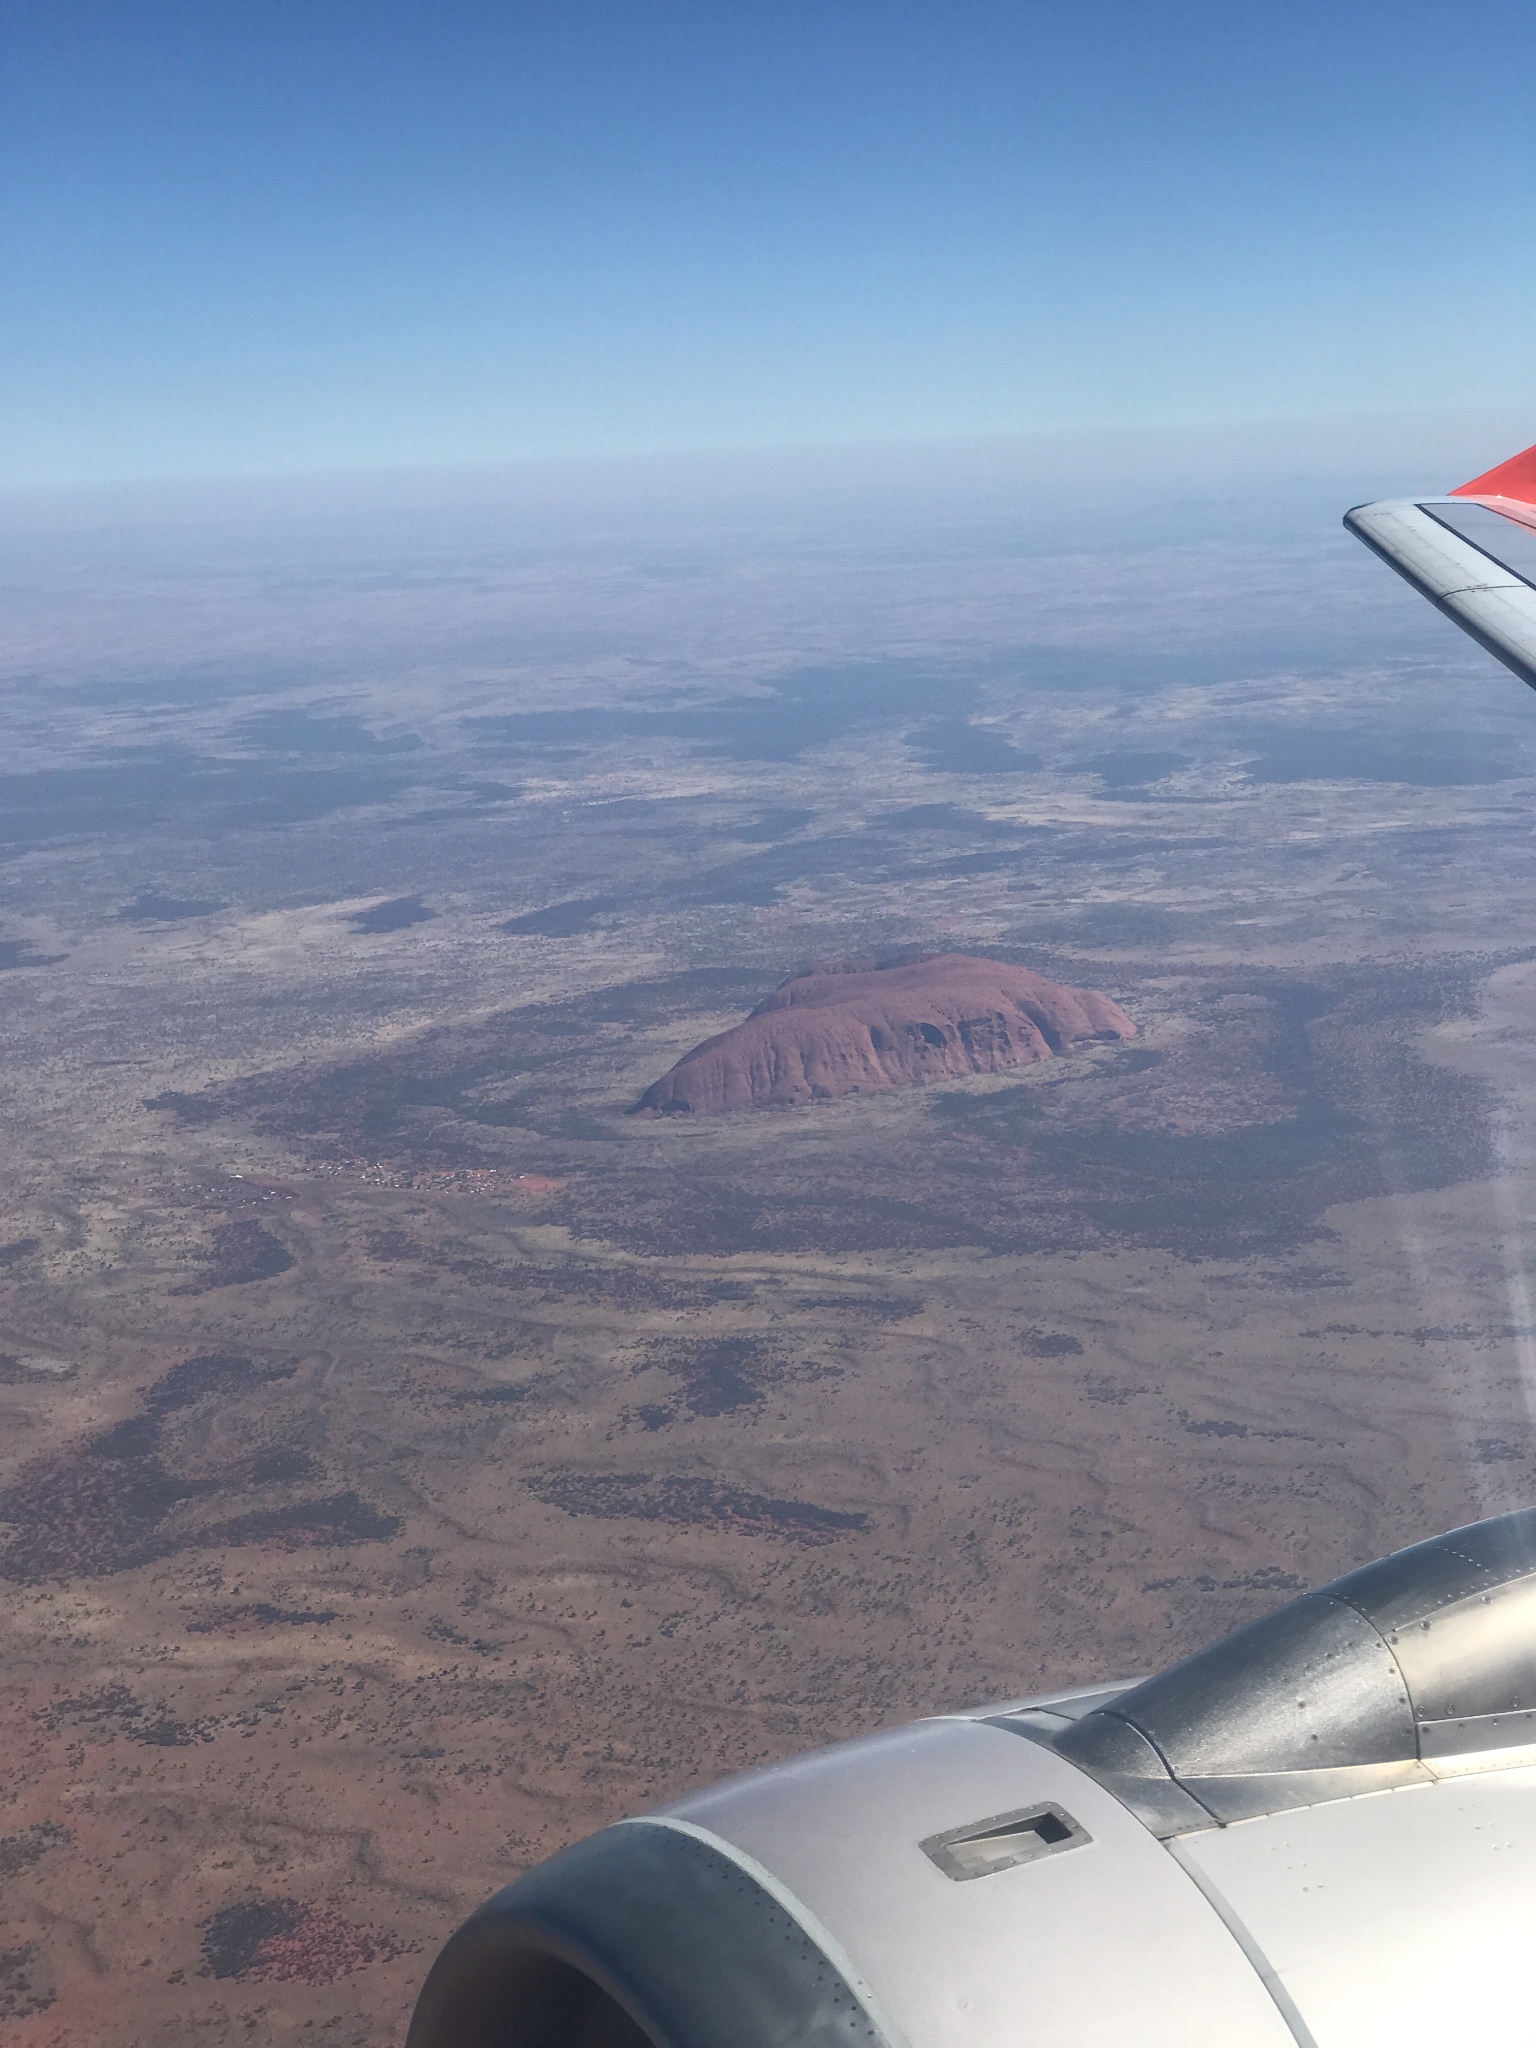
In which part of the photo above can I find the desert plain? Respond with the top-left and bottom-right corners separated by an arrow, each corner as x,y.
5,449 -> 1536,2041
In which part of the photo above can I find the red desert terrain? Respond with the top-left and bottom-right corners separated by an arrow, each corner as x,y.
633,952 -> 1135,1114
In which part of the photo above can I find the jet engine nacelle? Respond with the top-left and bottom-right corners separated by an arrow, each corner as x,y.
407,1507 -> 1536,2048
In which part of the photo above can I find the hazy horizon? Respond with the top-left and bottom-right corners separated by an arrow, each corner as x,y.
4,405 -> 1531,516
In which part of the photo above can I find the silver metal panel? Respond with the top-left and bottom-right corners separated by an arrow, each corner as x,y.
988,1707 -> 1073,1739
1426,1736 -> 1536,1778
1028,1704 -> 1170,1777
1090,1594 -> 1415,1777
1177,1760 -> 1431,1823
1175,1768 -> 1536,2048
1345,498 -> 1536,690
946,1680 -> 1142,1723
1383,1574 -> 1536,1724
1043,1514 -> 1536,1828
1324,1531 -> 1501,1629
1040,1704 -> 1218,1835
1023,1680 -> 1142,1719
1434,1502 -> 1536,1576
662,1718 -> 1296,2048
1418,1704 -> 1536,1757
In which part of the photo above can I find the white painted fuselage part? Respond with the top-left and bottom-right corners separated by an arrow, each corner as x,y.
1173,1766 -> 1536,2048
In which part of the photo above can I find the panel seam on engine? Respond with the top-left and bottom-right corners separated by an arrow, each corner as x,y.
1164,1837 -> 1320,2048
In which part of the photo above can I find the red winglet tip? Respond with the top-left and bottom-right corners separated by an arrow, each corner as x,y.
1450,439 -> 1536,504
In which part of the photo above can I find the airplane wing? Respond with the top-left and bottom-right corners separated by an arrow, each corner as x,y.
1345,439 -> 1536,689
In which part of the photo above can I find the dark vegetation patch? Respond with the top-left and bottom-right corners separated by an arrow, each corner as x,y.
35,1683 -> 205,1746
149,1352 -> 297,1413
0,1943 -> 54,2019
1145,1565 -> 1306,1596
0,1822 -> 71,1878
573,792 -> 751,841
568,1179 -> 1050,1261
134,1716 -> 202,1746
199,1897 -> 400,1983
237,709 -> 421,756
0,1352 -> 395,1581
449,1384 -> 529,1408
0,755 -> 421,853
1039,902 -> 1201,948
1175,1410 -> 1311,1445
119,892 -> 225,922
248,1446 -> 318,1483
1023,1331 -> 1083,1357
0,940 -> 65,969
349,894 -> 437,934
139,966 -> 766,1158
0,1422 -> 216,1579
742,806 -> 816,836
1224,1566 -> 1308,1592
908,719 -> 1041,775
1243,727 -> 1522,787
435,1252 -> 720,1315
920,957 -> 1504,1260
527,1471 -> 868,1542
0,1236 -> 39,1264
1076,748 -> 1189,791
636,1335 -> 840,1412
1300,1321 -> 1536,1348
671,819 -> 1048,907
792,1294 -> 923,1319
365,1228 -> 423,1262
880,802 -> 1022,836
500,896 -> 621,937
175,1219 -> 295,1290
1081,1376 -> 1146,1405
644,1336 -> 771,1415
203,1493 -> 401,1550
144,1087 -> 223,1126
673,837 -> 862,908
185,1602 -> 339,1633
1005,638 -> 1333,694
933,846 -> 1050,878
1474,1437 -> 1528,1464
67,667 -> 261,708
1388,825 -> 1475,855
464,658 -> 987,766
422,1615 -> 502,1654
1405,1322 -> 1506,1346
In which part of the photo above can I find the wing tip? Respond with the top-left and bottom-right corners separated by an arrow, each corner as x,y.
1450,439 -> 1536,504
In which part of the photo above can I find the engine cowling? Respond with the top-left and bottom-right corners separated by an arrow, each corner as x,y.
407,1507 -> 1536,2048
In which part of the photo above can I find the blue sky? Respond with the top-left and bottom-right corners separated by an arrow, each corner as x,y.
4,0 -> 1533,485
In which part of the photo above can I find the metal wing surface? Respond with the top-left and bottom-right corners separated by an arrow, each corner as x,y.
1346,438 -> 1536,689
